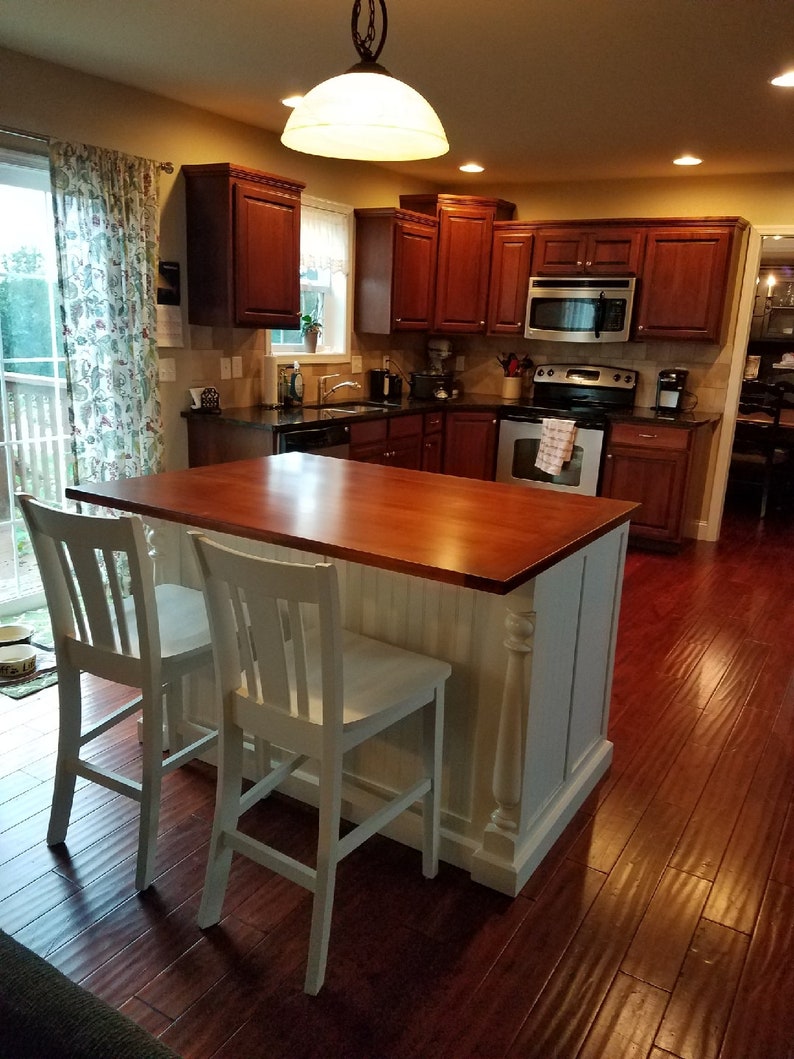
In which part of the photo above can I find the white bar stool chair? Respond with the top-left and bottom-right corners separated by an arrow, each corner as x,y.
17,493 -> 217,891
190,532 -> 450,995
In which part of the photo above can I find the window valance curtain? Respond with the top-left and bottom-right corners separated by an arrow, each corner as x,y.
49,140 -> 164,483
300,205 -> 350,276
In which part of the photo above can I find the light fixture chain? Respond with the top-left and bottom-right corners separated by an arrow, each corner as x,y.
351,0 -> 387,63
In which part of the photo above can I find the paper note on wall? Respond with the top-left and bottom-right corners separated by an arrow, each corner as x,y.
157,305 -> 184,348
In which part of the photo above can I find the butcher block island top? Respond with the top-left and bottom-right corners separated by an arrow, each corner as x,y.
66,452 -> 636,595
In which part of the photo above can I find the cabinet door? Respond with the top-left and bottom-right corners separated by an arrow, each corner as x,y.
487,225 -> 534,335
633,227 -> 733,342
234,181 -> 301,328
586,228 -> 643,274
433,207 -> 494,332
602,447 -> 688,543
443,412 -> 498,480
532,230 -> 588,274
392,219 -> 437,330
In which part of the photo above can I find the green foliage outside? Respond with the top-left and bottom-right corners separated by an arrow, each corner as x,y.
0,247 -> 64,379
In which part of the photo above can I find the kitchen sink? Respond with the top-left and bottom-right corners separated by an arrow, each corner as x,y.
308,401 -> 401,415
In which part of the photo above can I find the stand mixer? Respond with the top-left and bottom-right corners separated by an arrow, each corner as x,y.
427,338 -> 452,374
409,338 -> 455,401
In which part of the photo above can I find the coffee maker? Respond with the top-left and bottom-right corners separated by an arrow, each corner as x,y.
655,368 -> 688,413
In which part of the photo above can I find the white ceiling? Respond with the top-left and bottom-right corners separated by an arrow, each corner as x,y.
2,0 -> 794,186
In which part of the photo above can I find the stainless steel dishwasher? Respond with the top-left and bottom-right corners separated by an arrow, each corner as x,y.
275,421 -> 350,458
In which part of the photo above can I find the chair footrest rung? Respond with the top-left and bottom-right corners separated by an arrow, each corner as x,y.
223,829 -> 316,891
72,759 -> 142,801
337,776 -> 431,860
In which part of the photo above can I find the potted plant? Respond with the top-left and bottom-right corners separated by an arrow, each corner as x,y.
301,313 -> 322,354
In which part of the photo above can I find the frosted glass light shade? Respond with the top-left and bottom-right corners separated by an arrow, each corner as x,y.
281,65 -> 449,161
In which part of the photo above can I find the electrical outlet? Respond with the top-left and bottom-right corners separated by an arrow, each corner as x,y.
455,356 -> 466,371
351,355 -> 363,374
220,357 -> 231,380
231,356 -> 243,378
159,357 -> 176,382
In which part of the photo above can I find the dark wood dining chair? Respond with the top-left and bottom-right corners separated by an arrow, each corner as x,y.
728,380 -> 793,518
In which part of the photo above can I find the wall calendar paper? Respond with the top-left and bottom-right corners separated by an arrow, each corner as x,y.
157,305 -> 184,347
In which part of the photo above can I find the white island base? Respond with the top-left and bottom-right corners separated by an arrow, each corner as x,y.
171,520 -> 628,898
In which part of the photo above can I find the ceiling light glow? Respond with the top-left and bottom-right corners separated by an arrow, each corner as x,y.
281,96 -> 303,108
459,163 -> 484,173
770,71 -> 794,87
281,0 -> 448,162
673,154 -> 703,166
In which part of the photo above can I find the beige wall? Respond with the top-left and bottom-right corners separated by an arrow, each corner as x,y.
2,45 -> 791,534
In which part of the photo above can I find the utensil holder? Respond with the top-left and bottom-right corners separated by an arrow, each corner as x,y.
501,376 -> 523,399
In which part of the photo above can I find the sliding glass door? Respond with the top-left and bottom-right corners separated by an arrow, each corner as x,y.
0,147 -> 72,613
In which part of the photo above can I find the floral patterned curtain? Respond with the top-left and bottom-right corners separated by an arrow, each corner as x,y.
49,141 -> 164,483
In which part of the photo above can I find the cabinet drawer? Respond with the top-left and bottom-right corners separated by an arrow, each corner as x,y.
609,422 -> 690,451
389,414 -> 423,438
424,411 -> 444,434
349,418 -> 387,445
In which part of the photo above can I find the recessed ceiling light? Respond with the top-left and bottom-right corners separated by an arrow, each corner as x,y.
770,71 -> 794,87
459,162 -> 484,173
673,154 -> 703,166
281,96 -> 303,108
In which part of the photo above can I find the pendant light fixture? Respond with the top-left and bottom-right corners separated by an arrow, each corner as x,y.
281,0 -> 449,162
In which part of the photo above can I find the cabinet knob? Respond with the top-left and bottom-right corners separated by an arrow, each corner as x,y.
577,260 -> 583,266
586,260 -> 592,266
637,324 -> 644,330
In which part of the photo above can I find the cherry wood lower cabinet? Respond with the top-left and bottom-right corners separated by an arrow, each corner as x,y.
422,410 -> 444,472
186,415 -> 275,467
443,410 -> 498,480
349,413 -> 424,469
601,421 -> 694,548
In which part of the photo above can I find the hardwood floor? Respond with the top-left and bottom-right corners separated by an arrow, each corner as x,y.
1,500 -> 793,1058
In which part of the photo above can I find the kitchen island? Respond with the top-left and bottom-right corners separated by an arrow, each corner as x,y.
68,454 -> 636,896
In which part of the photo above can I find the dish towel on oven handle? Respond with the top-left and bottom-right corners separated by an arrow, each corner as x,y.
535,418 -> 577,476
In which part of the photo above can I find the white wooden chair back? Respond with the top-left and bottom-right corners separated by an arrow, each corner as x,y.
192,532 -> 344,732
18,493 -> 160,688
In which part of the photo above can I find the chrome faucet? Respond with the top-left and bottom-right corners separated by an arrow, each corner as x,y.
317,373 -> 361,404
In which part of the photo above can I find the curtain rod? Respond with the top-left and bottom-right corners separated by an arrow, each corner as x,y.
0,123 -> 174,172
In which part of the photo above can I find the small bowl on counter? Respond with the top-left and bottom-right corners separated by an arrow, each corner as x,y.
0,644 -> 37,679
0,623 -> 34,647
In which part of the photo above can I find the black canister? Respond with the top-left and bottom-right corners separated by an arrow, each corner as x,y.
369,368 -> 390,401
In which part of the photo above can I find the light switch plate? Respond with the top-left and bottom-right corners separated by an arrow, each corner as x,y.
455,356 -> 466,371
232,356 -> 243,378
351,355 -> 363,374
159,357 -> 176,382
220,357 -> 231,380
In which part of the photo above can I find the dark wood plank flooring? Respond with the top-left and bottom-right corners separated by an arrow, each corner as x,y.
1,500 -> 793,1058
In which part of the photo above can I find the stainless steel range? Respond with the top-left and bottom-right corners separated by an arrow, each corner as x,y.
496,363 -> 638,495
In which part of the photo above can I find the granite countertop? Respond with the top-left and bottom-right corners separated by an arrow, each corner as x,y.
183,395 -> 719,435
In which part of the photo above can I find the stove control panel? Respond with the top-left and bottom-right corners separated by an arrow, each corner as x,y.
534,363 -> 637,391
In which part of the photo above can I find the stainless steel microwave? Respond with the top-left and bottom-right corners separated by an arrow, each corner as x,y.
525,276 -> 636,343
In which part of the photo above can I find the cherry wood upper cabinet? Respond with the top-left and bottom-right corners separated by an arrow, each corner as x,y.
400,194 -> 516,334
633,220 -> 747,342
354,208 -> 437,333
183,163 -> 304,329
487,223 -> 534,335
532,224 -> 644,276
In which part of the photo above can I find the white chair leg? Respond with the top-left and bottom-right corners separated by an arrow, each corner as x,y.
304,756 -> 343,995
164,675 -> 184,752
422,687 -> 444,879
198,722 -> 245,928
47,666 -> 82,847
136,689 -> 165,890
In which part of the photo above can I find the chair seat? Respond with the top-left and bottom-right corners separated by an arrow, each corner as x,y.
731,447 -> 790,466
269,629 -> 451,731
123,583 -> 211,659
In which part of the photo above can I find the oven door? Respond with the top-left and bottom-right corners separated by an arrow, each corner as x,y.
495,416 -> 606,495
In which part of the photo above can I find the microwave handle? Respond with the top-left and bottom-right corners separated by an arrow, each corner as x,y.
594,290 -> 606,340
